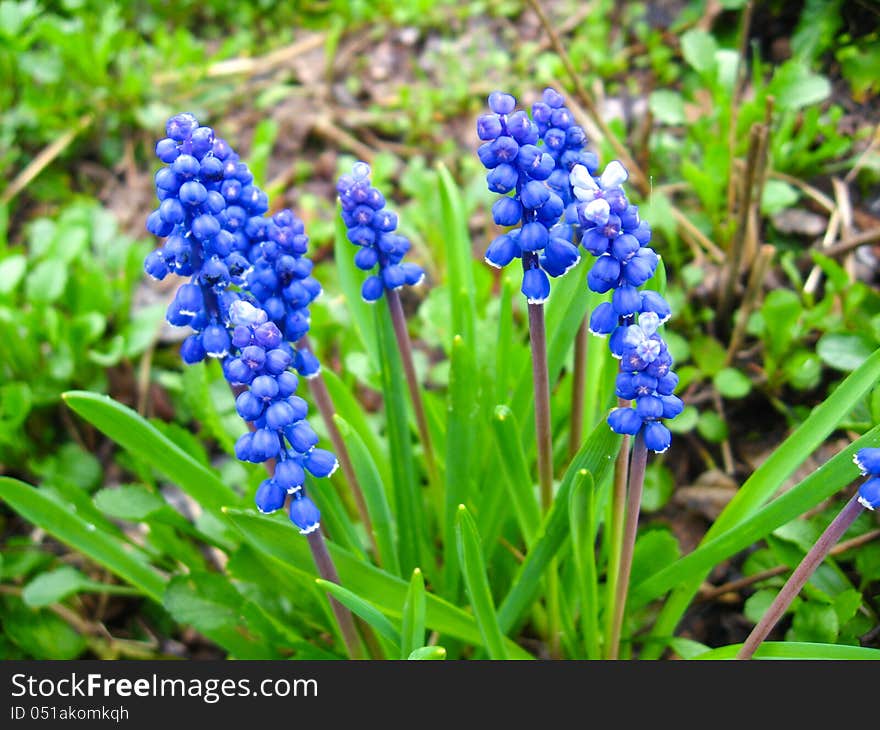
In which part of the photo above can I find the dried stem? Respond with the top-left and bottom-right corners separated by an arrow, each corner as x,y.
386,288 -> 439,486
297,335 -> 379,562
737,495 -> 864,660
608,431 -> 648,659
718,123 -> 765,325
528,300 -> 554,512
569,317 -> 589,458
725,244 -> 775,366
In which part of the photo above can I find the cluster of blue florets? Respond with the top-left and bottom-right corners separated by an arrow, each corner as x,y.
853,448 -> 880,510
477,90 -> 582,303
569,159 -> 681,452
338,161 -> 424,303
145,112 -> 330,535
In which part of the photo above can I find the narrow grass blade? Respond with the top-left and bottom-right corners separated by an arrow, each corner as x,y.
456,505 -> 509,659
225,508 -> 533,658
437,161 -> 476,348
305,475 -> 365,560
322,368 -> 392,488
692,642 -> 880,660
569,469 -> 600,660
492,405 -> 541,548
334,414 -> 399,575
495,275 -> 515,404
641,346 -> 880,657
316,579 -> 401,651
442,335 -> 479,594
375,303 -> 426,576
497,422 -> 620,633
632,424 -> 880,608
401,568 -> 427,659
408,646 -> 447,660
62,391 -> 237,515
0,477 -> 166,602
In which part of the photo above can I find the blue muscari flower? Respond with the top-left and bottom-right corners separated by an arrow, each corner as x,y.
478,90 -> 581,303
145,113 -> 335,532
854,448 -> 880,510
606,311 -> 681,453
337,162 -> 424,303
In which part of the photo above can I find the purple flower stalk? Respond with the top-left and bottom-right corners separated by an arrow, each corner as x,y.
738,446 -> 880,659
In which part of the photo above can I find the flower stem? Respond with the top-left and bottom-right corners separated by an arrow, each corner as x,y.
297,335 -> 379,563
386,288 -> 439,487
306,530 -> 365,659
737,495 -> 864,660
528,301 -> 554,512
227,381 -> 364,659
603,401 -> 631,658
607,431 -> 648,659
569,317 -> 588,458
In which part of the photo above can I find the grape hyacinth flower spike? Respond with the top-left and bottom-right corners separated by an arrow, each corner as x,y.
338,162 -> 437,487
145,112 -> 362,658
477,90 -> 589,511
738,447 -> 880,659
568,157 -> 680,657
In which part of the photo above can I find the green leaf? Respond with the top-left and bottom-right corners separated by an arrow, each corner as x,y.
697,410 -> 728,443
713,368 -> 752,399
456,505 -> 508,659
0,255 -> 26,295
224,509 -> 532,658
642,463 -> 675,512
333,415 -> 399,576
817,333 -> 874,372
374,303 -> 426,576
568,469 -> 600,659
761,290 -> 802,360
316,579 -> 401,651
691,335 -> 727,376
25,259 -> 67,303
692,642 -> 880,660
2,603 -> 86,659
497,421 -> 620,633
22,566 -> 138,608
62,391 -> 238,516
630,529 -> 680,588
400,568 -> 426,659
788,601 -> 838,644
437,162 -> 476,348
681,28 -> 718,75
0,477 -> 165,602
649,90 -> 685,125
93,485 -> 166,521
761,180 -> 800,215
408,646 -> 446,660
769,62 -> 831,111
492,405 -> 541,548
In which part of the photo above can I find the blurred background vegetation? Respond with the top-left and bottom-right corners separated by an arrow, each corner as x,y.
1,0 -> 879,658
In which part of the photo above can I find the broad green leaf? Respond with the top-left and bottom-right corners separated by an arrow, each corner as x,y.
224,508 -> 532,658
769,62 -> 831,111
713,368 -> 752,399
693,642 -> 880,660
817,333 -> 874,372
691,335 -> 727,376
401,568 -> 426,659
681,28 -> 718,75
93,484 -> 166,521
62,391 -> 237,515
456,505 -> 508,660
0,477 -> 165,602
22,566 -> 138,608
0,255 -> 26,295
761,180 -> 800,215
649,90 -> 685,125
2,603 -> 86,659
316,579 -> 401,651
492,405 -> 541,548
25,258 -> 67,303
334,415 -> 399,575
408,646 -> 446,660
